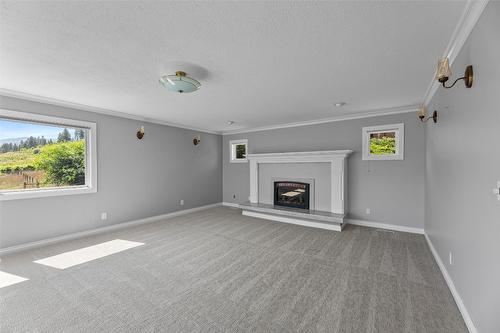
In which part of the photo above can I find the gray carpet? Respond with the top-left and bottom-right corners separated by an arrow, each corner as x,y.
0,207 -> 467,332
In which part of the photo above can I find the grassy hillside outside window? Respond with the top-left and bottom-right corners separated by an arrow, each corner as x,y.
0,109 -> 97,200
362,123 -> 404,160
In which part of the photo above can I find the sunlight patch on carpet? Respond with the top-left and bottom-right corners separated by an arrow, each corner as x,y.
0,271 -> 29,288
34,239 -> 144,269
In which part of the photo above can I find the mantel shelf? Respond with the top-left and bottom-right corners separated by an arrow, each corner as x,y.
246,150 -> 353,161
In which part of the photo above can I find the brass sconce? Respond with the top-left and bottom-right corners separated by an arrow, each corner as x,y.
436,58 -> 473,89
136,126 -> 145,139
417,106 -> 438,123
193,135 -> 201,146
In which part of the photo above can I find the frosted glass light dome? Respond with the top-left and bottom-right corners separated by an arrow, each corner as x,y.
159,71 -> 201,93
435,58 -> 452,82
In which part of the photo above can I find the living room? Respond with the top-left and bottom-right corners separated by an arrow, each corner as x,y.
0,1 -> 498,332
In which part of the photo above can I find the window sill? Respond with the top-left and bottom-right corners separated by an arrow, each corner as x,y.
0,186 -> 97,201
362,155 -> 404,161
230,159 -> 248,163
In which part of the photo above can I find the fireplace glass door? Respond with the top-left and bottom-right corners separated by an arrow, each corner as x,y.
274,181 -> 310,210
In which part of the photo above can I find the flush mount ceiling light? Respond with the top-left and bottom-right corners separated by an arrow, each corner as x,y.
334,102 -> 346,107
159,71 -> 201,93
227,121 -> 235,125
435,58 -> 473,89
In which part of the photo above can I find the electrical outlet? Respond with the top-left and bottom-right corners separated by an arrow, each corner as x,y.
449,252 -> 453,266
101,212 -> 108,221
180,199 -> 184,206
366,208 -> 371,215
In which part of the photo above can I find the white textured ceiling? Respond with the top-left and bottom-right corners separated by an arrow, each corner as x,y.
0,1 -> 466,133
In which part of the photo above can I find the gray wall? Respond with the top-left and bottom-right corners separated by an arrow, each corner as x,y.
223,112 -> 426,229
0,96 -> 222,248
425,2 -> 500,332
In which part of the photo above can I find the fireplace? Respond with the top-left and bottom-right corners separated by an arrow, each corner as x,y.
274,181 -> 310,210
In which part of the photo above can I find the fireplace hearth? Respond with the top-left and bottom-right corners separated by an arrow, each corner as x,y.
274,181 -> 310,210
243,150 -> 352,231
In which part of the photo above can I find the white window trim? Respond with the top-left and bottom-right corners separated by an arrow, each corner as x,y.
362,123 -> 404,161
229,139 -> 248,163
0,109 -> 97,201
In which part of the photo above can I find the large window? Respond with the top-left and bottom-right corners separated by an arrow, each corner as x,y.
362,123 -> 404,160
0,109 -> 97,200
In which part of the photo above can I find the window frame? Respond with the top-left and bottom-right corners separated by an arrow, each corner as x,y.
229,139 -> 248,163
0,109 -> 97,201
362,123 -> 404,161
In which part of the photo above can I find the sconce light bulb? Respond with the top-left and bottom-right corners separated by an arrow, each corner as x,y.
136,125 -> 145,139
417,106 -> 427,118
436,58 -> 452,82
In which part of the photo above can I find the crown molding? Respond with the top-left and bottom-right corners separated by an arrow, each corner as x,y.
0,88 -> 419,136
0,88 -> 221,135
222,105 -> 419,135
422,0 -> 490,106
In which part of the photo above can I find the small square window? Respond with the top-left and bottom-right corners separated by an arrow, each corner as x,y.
229,139 -> 248,163
362,123 -> 404,160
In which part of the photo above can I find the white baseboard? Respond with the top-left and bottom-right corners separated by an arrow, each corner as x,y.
0,202 -> 222,257
346,219 -> 424,234
424,233 -> 477,333
222,206 -> 424,235
222,202 -> 240,208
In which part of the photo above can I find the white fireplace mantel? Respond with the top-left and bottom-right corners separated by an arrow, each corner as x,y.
247,150 -> 353,215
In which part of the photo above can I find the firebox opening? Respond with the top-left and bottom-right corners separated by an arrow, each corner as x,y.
274,181 -> 310,210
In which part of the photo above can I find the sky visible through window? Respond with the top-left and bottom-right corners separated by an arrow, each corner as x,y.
0,119 -> 65,143
1,118 -> 87,191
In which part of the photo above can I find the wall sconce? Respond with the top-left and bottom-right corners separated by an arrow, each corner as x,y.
436,57 -> 473,89
418,106 -> 438,123
136,126 -> 145,139
193,135 -> 201,146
